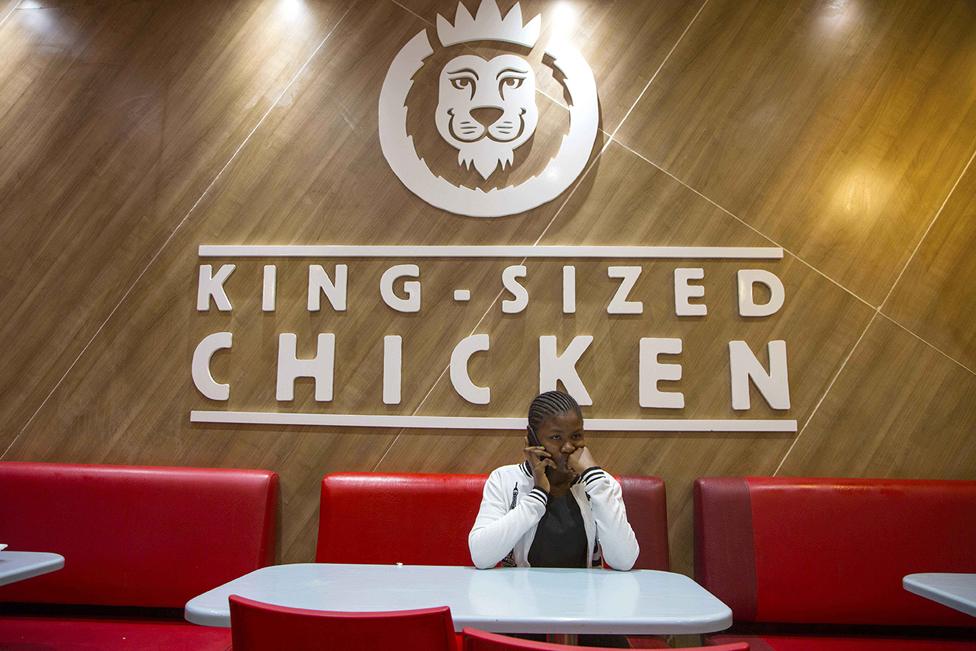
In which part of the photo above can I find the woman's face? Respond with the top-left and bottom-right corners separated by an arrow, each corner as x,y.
536,410 -> 585,473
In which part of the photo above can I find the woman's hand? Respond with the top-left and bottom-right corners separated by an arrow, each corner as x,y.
568,445 -> 597,474
524,440 -> 555,493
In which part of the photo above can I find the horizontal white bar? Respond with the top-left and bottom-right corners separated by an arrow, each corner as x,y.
190,411 -> 797,432
198,245 -> 783,260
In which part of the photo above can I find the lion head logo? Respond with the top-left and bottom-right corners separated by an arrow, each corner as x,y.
432,2 -> 541,180
435,54 -> 538,179
378,0 -> 598,217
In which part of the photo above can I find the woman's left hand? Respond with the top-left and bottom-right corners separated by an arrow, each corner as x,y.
567,445 -> 597,474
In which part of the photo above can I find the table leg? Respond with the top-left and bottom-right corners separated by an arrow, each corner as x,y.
547,633 -> 578,645
671,633 -> 705,647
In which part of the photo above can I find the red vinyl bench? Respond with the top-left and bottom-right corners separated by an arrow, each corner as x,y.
316,472 -> 671,649
0,462 -> 278,650
695,477 -> 976,651
316,472 -> 669,570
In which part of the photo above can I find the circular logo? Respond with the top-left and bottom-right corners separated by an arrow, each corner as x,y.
378,1 -> 599,218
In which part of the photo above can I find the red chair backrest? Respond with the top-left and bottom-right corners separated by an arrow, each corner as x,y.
316,472 -> 669,569
695,476 -> 976,628
0,462 -> 278,607
460,627 -> 748,650
230,595 -> 457,651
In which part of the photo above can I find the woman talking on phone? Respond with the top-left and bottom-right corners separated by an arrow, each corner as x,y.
468,390 -> 639,572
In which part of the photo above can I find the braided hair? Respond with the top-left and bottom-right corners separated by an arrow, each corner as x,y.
528,390 -> 582,433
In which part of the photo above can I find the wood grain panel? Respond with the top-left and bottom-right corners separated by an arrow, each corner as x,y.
778,316 -> 976,479
0,0 -> 349,453
373,141 -> 875,573
883,158 -> 976,371
0,0 -> 18,24
2,0 -> 600,563
615,0 -> 976,306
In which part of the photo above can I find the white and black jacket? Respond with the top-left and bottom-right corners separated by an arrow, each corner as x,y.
468,462 -> 639,571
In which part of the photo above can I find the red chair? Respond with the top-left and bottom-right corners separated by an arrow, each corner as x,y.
229,595 -> 458,651
461,627 -> 749,650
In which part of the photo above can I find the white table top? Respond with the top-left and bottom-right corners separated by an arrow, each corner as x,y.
185,563 -> 732,635
0,551 -> 65,587
904,573 -> 976,617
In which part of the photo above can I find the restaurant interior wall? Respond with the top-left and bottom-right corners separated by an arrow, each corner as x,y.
1,0 -> 974,572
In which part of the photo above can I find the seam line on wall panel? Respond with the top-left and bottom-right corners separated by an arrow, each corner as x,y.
773,142 -> 976,475
534,0 -> 709,252
536,87 -> 568,110
612,138 -> 876,310
0,2 -> 18,31
0,3 -> 357,461
772,311 -> 877,477
878,145 -> 976,312
880,313 -> 976,378
389,0 -> 426,24
605,0 -> 709,143
370,0 -> 710,471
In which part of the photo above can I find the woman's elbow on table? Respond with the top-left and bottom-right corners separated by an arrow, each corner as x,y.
468,531 -> 501,569
603,542 -> 639,572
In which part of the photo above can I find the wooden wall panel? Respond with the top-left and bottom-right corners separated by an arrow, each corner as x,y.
0,1 -> 17,25
779,316 -> 976,479
615,0 -> 976,306
0,0 -> 349,452
884,160 -> 976,371
2,0 -> 974,573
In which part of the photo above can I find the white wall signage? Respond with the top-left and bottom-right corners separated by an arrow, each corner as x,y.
191,245 -> 796,433
378,0 -> 598,217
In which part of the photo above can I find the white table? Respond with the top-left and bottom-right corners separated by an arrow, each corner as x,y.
0,551 -> 65,587
185,563 -> 732,635
904,573 -> 976,617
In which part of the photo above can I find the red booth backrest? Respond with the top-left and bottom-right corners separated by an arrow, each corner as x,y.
316,472 -> 669,570
0,462 -> 278,608
694,477 -> 976,628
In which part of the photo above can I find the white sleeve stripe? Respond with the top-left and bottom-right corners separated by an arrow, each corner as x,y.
527,489 -> 548,505
582,467 -> 606,484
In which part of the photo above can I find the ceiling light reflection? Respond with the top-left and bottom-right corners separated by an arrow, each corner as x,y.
278,0 -> 307,22
818,0 -> 858,34
548,2 -> 578,46
829,165 -> 893,228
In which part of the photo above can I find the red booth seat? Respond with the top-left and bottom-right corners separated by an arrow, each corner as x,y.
316,472 -> 671,649
0,462 -> 279,650
695,477 -> 976,650
316,472 -> 669,571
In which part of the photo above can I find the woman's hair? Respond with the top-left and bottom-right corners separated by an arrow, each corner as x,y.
528,390 -> 582,432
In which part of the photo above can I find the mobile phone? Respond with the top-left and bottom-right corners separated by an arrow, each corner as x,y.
527,425 -> 542,447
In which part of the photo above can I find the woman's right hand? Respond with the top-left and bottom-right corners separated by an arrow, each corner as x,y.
524,439 -> 554,493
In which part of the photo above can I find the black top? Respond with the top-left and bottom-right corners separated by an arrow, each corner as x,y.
527,492 -> 588,568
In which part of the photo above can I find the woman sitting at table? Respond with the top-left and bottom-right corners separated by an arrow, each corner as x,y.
468,390 -> 639,572
468,390 -> 639,647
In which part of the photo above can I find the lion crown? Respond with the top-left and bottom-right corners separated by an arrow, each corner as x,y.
436,0 -> 542,48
